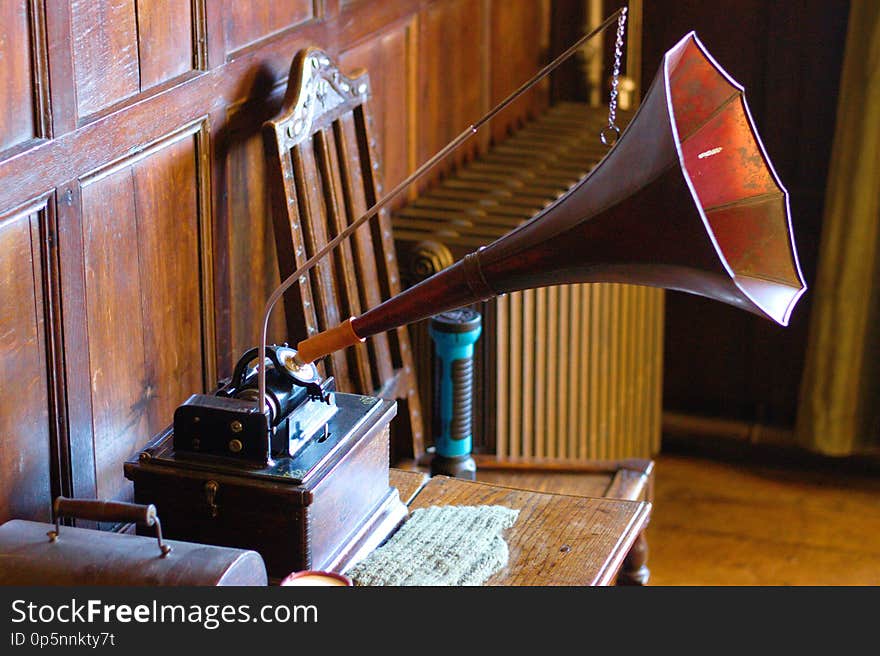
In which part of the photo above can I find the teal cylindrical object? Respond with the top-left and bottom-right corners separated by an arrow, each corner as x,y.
429,308 -> 482,459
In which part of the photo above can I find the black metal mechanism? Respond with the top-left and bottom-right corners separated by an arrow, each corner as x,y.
172,345 -> 336,466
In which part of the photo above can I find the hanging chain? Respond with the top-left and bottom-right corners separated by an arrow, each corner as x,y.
600,6 -> 628,146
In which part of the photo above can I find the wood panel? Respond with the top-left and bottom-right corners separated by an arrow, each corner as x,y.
70,0 -> 140,116
488,0 -> 550,140
136,0 -> 197,89
0,201 -> 53,523
417,0 -> 487,184
224,124 -> 289,360
78,127 -> 208,502
221,0 -> 316,57
71,0 -> 199,118
0,0 -> 38,152
339,17 -> 416,195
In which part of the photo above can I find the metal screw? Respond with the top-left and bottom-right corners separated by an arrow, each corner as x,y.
228,439 -> 243,453
230,420 -> 243,433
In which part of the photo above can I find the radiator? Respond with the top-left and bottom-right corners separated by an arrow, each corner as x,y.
394,103 -> 663,460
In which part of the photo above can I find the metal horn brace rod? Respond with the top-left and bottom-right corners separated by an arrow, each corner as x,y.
256,7 -> 627,416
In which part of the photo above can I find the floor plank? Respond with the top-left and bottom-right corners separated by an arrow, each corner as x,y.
648,453 -> 880,585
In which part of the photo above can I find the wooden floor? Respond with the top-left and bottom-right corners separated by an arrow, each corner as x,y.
647,453 -> 880,585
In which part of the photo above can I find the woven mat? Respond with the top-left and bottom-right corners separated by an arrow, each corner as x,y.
347,505 -> 519,586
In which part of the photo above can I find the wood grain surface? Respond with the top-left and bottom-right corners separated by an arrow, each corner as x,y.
79,131 -> 206,503
135,0 -> 196,90
472,455 -> 649,498
407,475 -> 650,586
389,468 -> 429,505
0,1 -> 36,151
0,204 -> 52,523
70,0 -> 140,116
221,0 -> 315,57
472,470 -> 613,499
649,454 -> 880,585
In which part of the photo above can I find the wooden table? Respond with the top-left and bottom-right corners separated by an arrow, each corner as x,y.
388,469 -> 651,586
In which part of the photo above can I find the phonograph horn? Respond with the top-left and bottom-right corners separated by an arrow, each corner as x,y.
291,31 -> 807,366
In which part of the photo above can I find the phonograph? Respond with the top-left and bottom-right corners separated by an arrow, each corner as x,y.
125,8 -> 807,580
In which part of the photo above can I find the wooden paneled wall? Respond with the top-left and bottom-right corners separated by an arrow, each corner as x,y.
0,0 -> 550,524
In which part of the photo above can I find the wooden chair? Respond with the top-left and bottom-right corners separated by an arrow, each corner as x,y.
263,49 -> 424,461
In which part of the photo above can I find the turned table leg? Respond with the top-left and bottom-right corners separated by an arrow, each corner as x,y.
617,531 -> 650,585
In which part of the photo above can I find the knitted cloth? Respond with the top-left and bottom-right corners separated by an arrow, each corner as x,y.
347,505 -> 519,586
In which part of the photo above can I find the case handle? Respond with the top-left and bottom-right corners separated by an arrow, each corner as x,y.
48,497 -> 172,558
